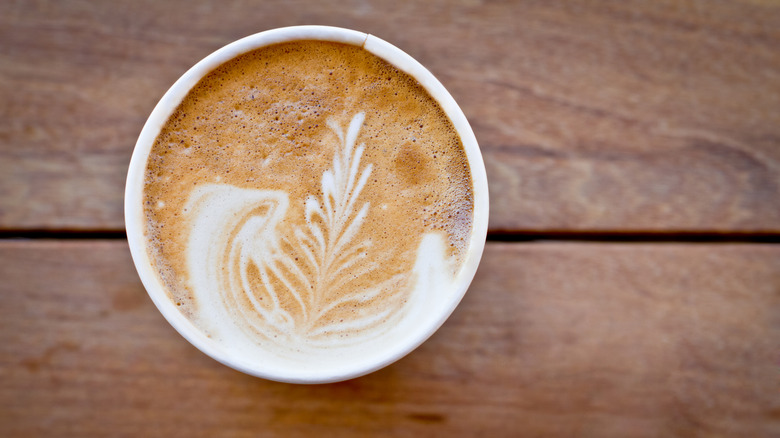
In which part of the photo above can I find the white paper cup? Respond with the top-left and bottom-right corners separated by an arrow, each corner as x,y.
125,25 -> 488,383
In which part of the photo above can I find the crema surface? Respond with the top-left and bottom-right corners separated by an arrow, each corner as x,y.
143,41 -> 473,363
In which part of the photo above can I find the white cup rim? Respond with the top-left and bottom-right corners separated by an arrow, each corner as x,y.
125,25 -> 489,383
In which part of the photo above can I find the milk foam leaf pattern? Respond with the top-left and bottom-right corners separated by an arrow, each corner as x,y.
185,112 -> 411,352
285,112 -> 409,344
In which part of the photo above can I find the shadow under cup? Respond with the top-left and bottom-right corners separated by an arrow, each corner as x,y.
125,26 -> 488,383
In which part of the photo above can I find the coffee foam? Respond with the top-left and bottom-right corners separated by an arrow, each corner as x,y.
143,41 -> 473,364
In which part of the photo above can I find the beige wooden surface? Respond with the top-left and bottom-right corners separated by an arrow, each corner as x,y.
1,241 -> 778,437
1,0 -> 779,231
1,1 -> 779,437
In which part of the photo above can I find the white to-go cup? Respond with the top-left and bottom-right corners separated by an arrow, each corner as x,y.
125,26 -> 488,383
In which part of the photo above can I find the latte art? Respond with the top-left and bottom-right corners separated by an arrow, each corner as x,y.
141,39 -> 475,368
185,113 -> 453,354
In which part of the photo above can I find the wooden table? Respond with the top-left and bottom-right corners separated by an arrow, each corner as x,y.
2,1 -> 779,436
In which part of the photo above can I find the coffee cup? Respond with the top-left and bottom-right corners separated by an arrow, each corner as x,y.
125,25 -> 488,383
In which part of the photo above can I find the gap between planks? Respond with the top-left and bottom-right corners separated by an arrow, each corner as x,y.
0,229 -> 779,243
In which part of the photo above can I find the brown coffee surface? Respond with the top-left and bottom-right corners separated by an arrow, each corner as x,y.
143,41 -> 473,353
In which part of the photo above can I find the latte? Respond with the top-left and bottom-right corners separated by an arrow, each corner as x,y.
129,28 -> 485,381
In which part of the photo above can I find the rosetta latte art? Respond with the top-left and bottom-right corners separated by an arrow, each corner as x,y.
183,113 -> 455,355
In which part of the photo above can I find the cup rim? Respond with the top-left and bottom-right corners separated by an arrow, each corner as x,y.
125,25 -> 489,383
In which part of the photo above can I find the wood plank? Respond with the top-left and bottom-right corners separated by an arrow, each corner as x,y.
1,241 -> 778,437
1,0 -> 779,231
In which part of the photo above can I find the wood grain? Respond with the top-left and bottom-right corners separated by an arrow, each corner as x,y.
1,0 -> 779,232
1,241 -> 778,437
